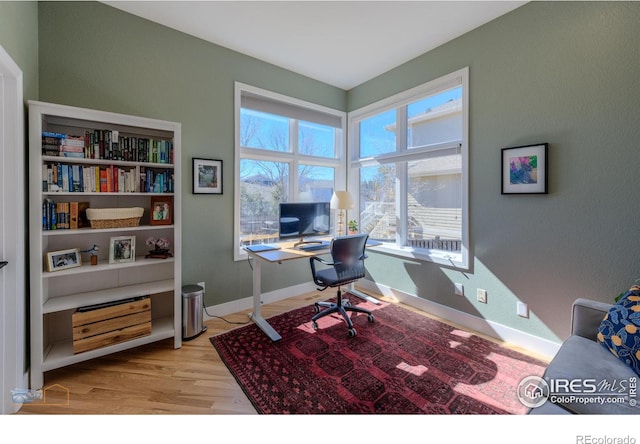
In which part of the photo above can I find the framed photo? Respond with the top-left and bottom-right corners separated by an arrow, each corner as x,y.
150,195 -> 173,226
46,248 -> 82,272
109,236 -> 136,264
501,143 -> 548,194
193,158 -> 222,194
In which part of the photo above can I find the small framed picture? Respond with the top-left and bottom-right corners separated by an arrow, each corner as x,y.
46,248 -> 82,272
501,143 -> 548,194
193,157 -> 223,194
150,196 -> 173,226
109,236 -> 136,264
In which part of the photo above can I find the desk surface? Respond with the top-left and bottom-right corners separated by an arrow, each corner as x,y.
245,238 -> 382,263
246,240 -> 329,263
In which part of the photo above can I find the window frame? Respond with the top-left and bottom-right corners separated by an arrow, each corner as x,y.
347,67 -> 470,270
234,82 -> 347,261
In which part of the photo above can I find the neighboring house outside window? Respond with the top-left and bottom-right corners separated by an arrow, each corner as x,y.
348,68 -> 469,269
234,83 -> 346,260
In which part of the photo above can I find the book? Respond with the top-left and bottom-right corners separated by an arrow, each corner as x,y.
42,131 -> 66,139
244,244 -> 281,253
62,152 -> 85,158
100,168 -> 107,192
42,164 -> 48,192
77,202 -> 90,228
69,202 -> 89,229
72,165 -> 81,192
61,136 -> 85,147
61,165 -> 69,192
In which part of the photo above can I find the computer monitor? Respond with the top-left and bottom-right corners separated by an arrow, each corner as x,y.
279,202 -> 331,246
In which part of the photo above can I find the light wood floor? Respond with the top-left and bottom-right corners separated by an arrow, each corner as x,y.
16,289 -> 548,415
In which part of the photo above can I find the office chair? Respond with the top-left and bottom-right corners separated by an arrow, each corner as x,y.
309,233 -> 375,337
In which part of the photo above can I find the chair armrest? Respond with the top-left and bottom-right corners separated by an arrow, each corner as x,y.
310,256 -> 334,266
309,256 -> 337,289
571,298 -> 613,340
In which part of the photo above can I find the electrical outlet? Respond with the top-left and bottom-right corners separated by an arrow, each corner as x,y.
454,283 -> 464,296
477,289 -> 487,304
517,301 -> 529,318
197,281 -> 205,293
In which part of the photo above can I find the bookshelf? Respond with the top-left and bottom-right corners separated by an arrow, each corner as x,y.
28,101 -> 182,389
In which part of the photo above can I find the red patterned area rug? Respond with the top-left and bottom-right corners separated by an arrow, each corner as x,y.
209,299 -> 547,414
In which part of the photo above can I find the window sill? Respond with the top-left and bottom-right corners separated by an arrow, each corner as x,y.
369,243 -> 468,271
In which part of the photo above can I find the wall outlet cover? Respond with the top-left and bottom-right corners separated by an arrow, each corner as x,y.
517,301 -> 529,318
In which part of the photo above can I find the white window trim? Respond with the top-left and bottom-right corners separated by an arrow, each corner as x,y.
347,67 -> 470,270
234,82 -> 347,261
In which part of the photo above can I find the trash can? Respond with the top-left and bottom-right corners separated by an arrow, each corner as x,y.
182,284 -> 206,341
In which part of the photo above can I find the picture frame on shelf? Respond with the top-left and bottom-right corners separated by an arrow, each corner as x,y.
150,195 -> 173,226
501,143 -> 548,194
109,236 -> 136,264
193,157 -> 222,194
46,248 -> 82,272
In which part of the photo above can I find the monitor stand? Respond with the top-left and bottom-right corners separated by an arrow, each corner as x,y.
293,238 -> 323,248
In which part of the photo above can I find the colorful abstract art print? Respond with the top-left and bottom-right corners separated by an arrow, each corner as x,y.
510,155 -> 538,185
502,144 -> 548,194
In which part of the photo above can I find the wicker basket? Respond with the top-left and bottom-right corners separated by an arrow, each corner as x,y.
86,207 -> 144,229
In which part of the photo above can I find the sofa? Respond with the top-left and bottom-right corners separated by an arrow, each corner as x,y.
528,298 -> 640,414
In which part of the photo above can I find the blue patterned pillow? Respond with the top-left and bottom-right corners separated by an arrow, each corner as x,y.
597,285 -> 640,375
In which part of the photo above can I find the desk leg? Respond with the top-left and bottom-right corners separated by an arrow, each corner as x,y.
347,283 -> 381,305
249,257 -> 282,341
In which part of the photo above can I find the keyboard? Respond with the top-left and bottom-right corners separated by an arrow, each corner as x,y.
297,241 -> 330,251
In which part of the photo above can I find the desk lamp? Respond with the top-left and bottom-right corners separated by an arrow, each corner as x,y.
330,191 -> 354,236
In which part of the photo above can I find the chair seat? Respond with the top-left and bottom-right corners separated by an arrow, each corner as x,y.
314,265 -> 365,288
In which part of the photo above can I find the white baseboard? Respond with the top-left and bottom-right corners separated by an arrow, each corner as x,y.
204,279 -> 560,360
357,279 -> 561,360
203,282 -> 317,320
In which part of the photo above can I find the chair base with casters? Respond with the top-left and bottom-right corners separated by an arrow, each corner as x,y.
309,233 -> 375,337
311,288 -> 374,337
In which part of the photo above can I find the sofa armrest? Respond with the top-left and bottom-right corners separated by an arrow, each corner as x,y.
571,298 -> 613,340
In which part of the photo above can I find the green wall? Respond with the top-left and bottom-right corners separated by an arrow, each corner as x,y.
36,1 -> 346,308
11,1 -> 640,344
349,1 -> 640,341
0,1 -> 39,101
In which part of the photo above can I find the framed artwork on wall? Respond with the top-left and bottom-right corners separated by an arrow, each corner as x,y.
501,143 -> 548,194
193,158 -> 222,194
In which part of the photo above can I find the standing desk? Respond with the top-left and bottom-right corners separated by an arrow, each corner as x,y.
244,239 -> 381,341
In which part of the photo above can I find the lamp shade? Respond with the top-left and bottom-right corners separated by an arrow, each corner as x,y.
330,191 -> 354,210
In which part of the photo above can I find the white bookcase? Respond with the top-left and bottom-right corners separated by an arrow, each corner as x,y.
28,101 -> 182,389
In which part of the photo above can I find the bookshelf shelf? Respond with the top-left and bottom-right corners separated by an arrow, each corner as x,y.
41,317 -> 175,372
42,257 -> 175,279
42,155 -> 174,168
29,100 -> 182,389
43,224 -> 174,236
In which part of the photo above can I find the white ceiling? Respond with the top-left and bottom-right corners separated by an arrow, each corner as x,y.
103,1 -> 527,90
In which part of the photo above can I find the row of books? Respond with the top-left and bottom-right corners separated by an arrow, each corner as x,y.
41,131 -> 173,164
43,163 -> 175,194
43,200 -> 89,231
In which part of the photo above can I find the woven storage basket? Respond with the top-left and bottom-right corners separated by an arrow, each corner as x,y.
86,207 -> 144,229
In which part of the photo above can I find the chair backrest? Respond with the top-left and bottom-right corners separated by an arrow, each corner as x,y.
330,233 -> 369,281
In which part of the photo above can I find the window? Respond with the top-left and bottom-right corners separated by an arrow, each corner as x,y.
348,68 -> 469,269
234,83 -> 346,260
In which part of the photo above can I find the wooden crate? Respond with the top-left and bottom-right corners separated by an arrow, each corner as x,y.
72,296 -> 151,354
